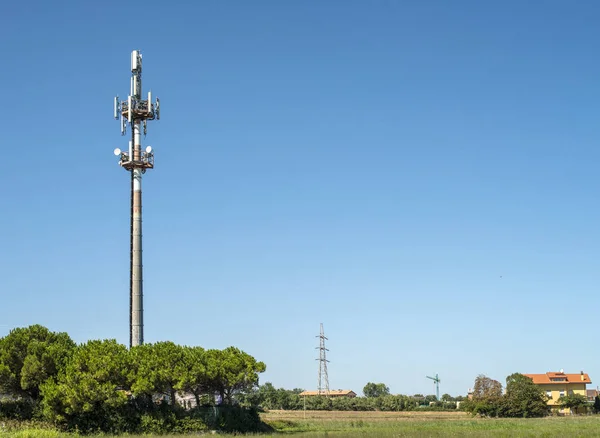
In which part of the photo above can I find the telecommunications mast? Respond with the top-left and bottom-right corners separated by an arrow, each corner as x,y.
113,50 -> 160,348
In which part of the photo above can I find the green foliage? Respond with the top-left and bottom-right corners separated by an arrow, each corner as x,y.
137,403 -> 206,434
500,373 -> 548,418
245,383 -> 460,413
207,347 -> 267,405
216,406 -> 265,433
461,398 -> 501,417
594,395 -> 600,413
130,341 -> 186,404
462,375 -> 504,417
39,339 -> 133,432
0,325 -> 75,401
178,346 -> 207,407
0,324 -> 267,434
463,373 -> 550,418
558,393 -> 588,413
241,382 -> 305,410
172,417 -> 208,433
363,382 -> 390,398
0,399 -> 36,420
139,411 -> 178,434
424,394 -> 437,403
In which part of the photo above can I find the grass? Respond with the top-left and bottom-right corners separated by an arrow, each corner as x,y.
4,411 -> 600,437
260,410 -> 600,437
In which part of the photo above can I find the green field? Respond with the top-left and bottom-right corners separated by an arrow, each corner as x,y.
4,411 -> 600,437
259,410 -> 600,436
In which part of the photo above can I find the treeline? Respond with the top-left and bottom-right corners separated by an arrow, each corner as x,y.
238,383 -> 462,411
461,373 -> 592,417
0,325 -> 267,434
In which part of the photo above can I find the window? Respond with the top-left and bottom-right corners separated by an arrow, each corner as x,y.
546,390 -> 552,398
559,390 -> 565,397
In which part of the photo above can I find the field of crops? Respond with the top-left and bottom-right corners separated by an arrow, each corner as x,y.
5,411 -> 600,437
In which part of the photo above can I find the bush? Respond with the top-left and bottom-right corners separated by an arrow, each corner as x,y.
173,417 -> 208,433
216,406 -> 265,433
139,411 -> 178,434
461,397 -> 503,417
0,400 -> 36,420
137,404 -> 207,435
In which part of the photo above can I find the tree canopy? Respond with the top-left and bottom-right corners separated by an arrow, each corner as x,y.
472,375 -> 503,400
558,393 -> 588,414
238,382 -> 460,412
501,373 -> 548,418
130,341 -> 187,404
594,395 -> 600,413
206,347 -> 266,404
179,346 -> 208,407
0,325 -> 75,401
462,373 -> 551,418
363,382 -> 390,398
40,339 -> 131,430
0,325 -> 266,434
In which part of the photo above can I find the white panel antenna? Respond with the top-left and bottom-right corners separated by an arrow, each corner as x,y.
114,96 -> 120,120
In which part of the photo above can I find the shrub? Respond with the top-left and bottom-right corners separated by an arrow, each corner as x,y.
173,417 -> 207,433
0,400 -> 36,420
216,406 -> 264,433
139,411 -> 177,434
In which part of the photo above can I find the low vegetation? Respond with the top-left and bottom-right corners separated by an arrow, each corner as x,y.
6,411 -> 600,437
239,382 -> 461,411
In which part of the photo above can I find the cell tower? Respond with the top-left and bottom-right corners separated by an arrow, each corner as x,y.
316,323 -> 330,396
113,50 -> 160,348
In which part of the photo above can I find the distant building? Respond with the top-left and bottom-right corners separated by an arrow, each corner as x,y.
523,371 -> 591,414
586,388 -> 599,402
299,389 -> 357,398
176,392 -> 198,409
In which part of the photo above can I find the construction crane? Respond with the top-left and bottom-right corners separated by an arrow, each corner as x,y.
426,373 -> 441,400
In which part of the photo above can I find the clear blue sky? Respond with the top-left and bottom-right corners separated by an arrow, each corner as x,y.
1,0 -> 599,397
